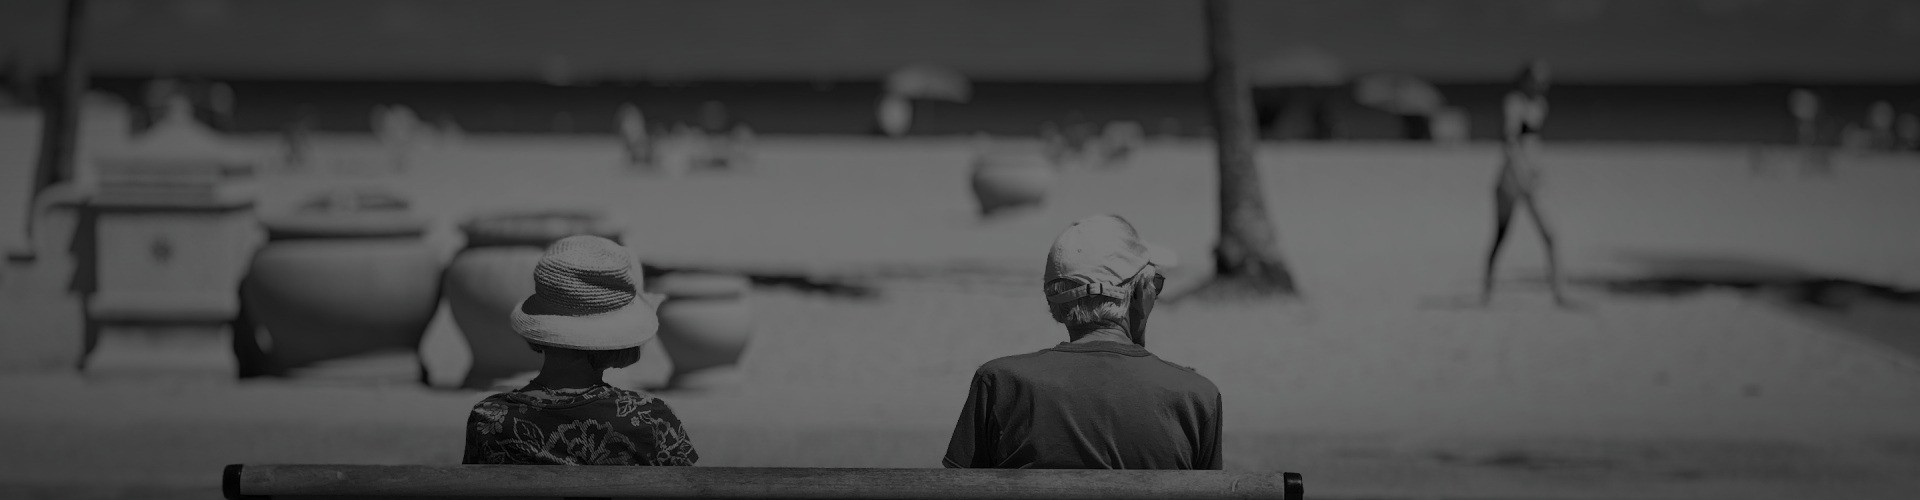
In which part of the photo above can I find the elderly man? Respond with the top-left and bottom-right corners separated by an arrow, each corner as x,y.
943,215 -> 1223,469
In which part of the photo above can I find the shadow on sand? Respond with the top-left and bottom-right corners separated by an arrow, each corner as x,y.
1577,249 -> 1920,361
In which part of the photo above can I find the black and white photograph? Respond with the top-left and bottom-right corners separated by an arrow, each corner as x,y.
1,1 -> 1918,498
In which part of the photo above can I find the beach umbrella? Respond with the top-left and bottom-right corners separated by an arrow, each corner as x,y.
1248,46 -> 1348,87
885,64 -> 971,102
1353,73 -> 1446,115
109,96 -> 243,163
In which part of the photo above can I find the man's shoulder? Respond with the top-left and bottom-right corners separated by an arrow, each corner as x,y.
976,348 -> 1056,372
1143,356 -> 1221,396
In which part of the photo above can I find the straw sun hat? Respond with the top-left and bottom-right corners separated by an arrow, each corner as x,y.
509,235 -> 657,350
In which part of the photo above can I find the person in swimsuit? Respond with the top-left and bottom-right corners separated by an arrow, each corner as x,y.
1480,60 -> 1571,308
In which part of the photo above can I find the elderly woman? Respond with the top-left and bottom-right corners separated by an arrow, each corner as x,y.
462,235 -> 698,466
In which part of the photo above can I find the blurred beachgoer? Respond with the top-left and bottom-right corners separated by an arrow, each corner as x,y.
1866,101 -> 1896,151
463,235 -> 698,466
1839,123 -> 1873,153
688,101 -> 750,170
1249,46 -> 1346,141
1479,60 -> 1571,308
874,94 -> 912,137
1093,121 -> 1145,166
206,82 -> 235,131
1040,115 -> 1102,168
283,104 -> 316,167
0,56 -> 34,107
1040,121 -> 1071,163
1353,74 -> 1445,141
617,103 -> 655,166
434,113 -> 465,148
140,78 -> 183,132
374,105 -> 420,170
1788,89 -> 1833,175
1253,85 -> 1337,141
1155,118 -> 1184,140
696,100 -> 733,135
944,215 -> 1221,470
1897,113 -> 1919,152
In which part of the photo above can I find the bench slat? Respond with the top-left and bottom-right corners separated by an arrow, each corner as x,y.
226,464 -> 1302,500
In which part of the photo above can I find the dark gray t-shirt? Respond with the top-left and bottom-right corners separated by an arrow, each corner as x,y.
943,341 -> 1223,469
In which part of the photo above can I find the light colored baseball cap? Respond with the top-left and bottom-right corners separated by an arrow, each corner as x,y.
1043,215 -> 1178,304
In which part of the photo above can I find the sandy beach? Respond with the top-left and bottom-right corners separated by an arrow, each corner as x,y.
3,133 -> 1920,499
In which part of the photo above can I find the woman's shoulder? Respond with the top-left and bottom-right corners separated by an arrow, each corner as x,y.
608,387 -> 683,415
471,392 -> 515,408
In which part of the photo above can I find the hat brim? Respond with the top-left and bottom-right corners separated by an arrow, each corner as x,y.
509,294 -> 658,350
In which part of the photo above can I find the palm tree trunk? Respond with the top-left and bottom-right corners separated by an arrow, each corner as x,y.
1198,0 -> 1298,297
18,0 -> 88,259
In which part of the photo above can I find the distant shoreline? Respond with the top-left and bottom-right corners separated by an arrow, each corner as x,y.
59,77 -> 1920,144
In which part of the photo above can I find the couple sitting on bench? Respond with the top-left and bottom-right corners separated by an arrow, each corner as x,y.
465,215 -> 1221,470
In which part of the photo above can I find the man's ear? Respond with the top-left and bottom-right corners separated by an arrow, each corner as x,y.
1127,266 -> 1158,347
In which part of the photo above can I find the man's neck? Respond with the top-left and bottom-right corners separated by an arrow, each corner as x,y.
1067,325 -> 1133,345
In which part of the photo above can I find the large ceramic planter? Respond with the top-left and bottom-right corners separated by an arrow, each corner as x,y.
969,152 -> 1056,217
651,273 -> 753,389
444,210 -> 621,390
238,189 -> 439,380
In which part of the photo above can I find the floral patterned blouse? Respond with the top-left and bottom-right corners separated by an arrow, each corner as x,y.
463,383 -> 698,466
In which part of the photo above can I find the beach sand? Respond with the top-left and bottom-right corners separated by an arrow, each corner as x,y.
3,133 -> 1919,498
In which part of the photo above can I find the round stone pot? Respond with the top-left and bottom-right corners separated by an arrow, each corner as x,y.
651,273 -> 754,389
238,189 -> 439,380
444,210 -> 621,389
969,152 -> 1056,217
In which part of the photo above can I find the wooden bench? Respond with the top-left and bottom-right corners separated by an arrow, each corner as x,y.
224,464 -> 1304,500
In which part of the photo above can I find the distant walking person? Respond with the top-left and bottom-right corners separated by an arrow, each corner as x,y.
1480,60 -> 1571,308
616,103 -> 655,167
1788,89 -> 1833,175
944,215 -> 1222,469
463,236 -> 698,466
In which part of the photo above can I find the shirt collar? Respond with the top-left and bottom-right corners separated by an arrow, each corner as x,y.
504,383 -> 616,409
1049,340 -> 1152,357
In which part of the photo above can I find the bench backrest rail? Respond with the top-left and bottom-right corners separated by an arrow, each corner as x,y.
225,464 -> 1304,500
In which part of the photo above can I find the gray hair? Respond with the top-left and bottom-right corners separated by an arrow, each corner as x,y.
1047,293 -> 1128,328
1044,264 -> 1155,328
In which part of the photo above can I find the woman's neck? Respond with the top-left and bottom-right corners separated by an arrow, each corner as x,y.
529,355 -> 605,390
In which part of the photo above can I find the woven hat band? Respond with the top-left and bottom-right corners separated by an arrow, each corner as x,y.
533,262 -> 635,315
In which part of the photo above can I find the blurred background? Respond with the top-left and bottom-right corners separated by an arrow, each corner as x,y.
2,0 -> 1917,139
2,1 -> 1920,499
